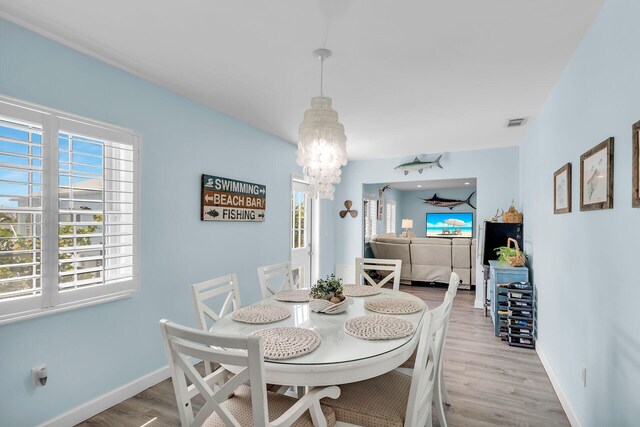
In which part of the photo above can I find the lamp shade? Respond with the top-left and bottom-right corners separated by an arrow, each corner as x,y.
401,219 -> 413,229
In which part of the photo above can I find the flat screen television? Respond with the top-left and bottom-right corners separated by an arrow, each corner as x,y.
426,212 -> 473,238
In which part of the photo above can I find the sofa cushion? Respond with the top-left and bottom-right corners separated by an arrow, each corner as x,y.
369,241 -> 380,258
375,242 -> 411,281
410,239 -> 452,283
410,237 -> 451,245
377,236 -> 411,244
411,265 -> 452,283
411,243 -> 451,267
451,238 -> 471,246
452,240 -> 471,269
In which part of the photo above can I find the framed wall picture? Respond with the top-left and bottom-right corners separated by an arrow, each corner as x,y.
554,163 -> 571,214
633,120 -> 640,208
580,137 -> 614,211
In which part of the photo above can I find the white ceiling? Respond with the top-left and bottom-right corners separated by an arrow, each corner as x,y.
0,0 -> 603,160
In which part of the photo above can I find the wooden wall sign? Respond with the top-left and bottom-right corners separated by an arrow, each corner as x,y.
201,174 -> 266,222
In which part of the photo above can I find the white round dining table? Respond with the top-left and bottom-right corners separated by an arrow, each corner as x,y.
211,287 -> 428,387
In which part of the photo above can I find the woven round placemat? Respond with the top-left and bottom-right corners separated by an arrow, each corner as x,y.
364,297 -> 425,314
251,327 -> 321,360
231,305 -> 291,324
274,289 -> 311,302
344,315 -> 415,340
342,284 -> 382,297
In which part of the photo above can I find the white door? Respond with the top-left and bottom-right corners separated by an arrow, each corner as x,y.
290,180 -> 312,288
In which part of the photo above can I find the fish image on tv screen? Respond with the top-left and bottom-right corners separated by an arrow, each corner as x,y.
426,212 -> 473,238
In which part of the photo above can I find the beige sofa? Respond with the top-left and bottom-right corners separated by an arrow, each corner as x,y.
369,235 -> 477,286
368,236 -> 412,283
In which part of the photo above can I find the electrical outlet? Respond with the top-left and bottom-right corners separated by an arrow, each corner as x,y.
580,365 -> 587,387
32,364 -> 48,387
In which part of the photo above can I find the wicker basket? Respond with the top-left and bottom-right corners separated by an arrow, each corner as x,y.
503,202 -> 523,223
506,238 -> 526,267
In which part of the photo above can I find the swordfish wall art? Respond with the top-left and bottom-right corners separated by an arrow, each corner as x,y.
419,192 -> 476,210
201,174 -> 267,221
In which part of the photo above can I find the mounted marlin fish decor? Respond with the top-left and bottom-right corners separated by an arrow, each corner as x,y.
394,154 -> 443,175
420,191 -> 476,210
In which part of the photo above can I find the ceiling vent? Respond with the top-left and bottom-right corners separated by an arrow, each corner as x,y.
506,117 -> 528,128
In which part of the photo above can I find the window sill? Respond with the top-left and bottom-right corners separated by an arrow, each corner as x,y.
0,290 -> 137,326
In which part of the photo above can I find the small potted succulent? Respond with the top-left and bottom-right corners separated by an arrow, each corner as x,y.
309,274 -> 348,314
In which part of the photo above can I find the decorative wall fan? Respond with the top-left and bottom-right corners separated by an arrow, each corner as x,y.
339,200 -> 358,218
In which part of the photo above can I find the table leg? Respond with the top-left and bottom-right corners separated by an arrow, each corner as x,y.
296,386 -> 306,398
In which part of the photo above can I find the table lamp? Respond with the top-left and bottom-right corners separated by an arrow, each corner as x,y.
401,219 -> 413,238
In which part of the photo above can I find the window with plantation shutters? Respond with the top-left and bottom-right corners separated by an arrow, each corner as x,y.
385,200 -> 396,234
364,197 -> 377,242
0,96 -> 139,323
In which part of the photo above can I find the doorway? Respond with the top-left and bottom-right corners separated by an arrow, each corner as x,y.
290,179 -> 312,288
362,178 -> 478,291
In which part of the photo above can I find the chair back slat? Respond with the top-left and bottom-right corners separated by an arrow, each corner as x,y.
191,274 -> 241,330
447,271 -> 460,298
160,320 -> 269,427
171,342 -> 250,367
405,292 -> 453,426
355,257 -> 402,291
190,274 -> 242,374
257,262 -> 298,298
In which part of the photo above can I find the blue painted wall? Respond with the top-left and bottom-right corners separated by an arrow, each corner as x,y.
333,147 -> 519,306
519,0 -> 640,425
0,19 -> 306,425
399,187 -> 477,237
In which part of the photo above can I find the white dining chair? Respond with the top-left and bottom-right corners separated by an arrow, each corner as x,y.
438,271 -> 460,411
257,261 -> 299,298
397,271 -> 460,427
160,319 -> 341,427
190,274 -> 241,374
355,257 -> 402,291
321,293 -> 453,427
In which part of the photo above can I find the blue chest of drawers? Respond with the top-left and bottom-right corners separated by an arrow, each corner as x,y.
488,260 -> 529,337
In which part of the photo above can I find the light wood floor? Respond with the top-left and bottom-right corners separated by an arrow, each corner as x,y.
78,285 -> 569,426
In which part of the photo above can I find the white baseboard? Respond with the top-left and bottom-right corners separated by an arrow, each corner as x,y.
474,299 -> 484,309
38,365 -> 170,427
536,345 -> 583,427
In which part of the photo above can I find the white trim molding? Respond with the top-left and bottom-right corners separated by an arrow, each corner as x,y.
38,366 -> 170,427
536,345 -> 583,427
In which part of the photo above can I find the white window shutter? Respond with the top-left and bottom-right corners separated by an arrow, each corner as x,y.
0,96 -> 139,323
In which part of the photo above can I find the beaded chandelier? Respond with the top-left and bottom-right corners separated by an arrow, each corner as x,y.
297,49 -> 347,200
